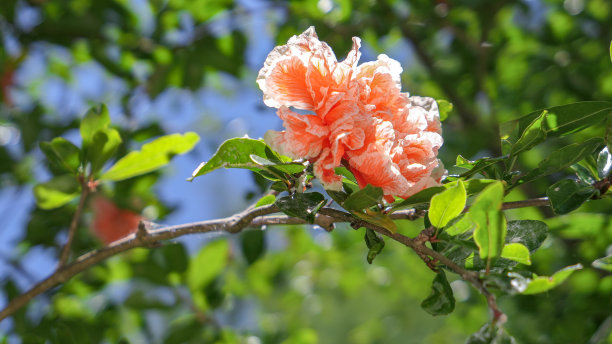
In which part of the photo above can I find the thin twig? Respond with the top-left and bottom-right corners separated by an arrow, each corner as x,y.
57,177 -> 90,267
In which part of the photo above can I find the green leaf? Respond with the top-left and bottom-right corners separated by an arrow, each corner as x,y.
101,132 -> 199,181
342,184 -> 383,211
592,254 -> 612,272
420,271 -> 455,316
33,175 -> 81,209
506,220 -> 548,253
546,179 -> 596,214
437,99 -> 453,121
428,180 -> 466,228
520,138 -> 603,183
189,138 -> 270,181
364,228 -> 385,264
391,179 -> 496,211
249,154 -> 305,175
275,192 -> 326,223
80,104 -> 110,147
255,194 -> 276,207
39,138 -> 81,174
241,229 -> 265,265
597,146 -> 612,178
500,243 -> 531,265
501,102 -> 612,142
510,110 -> 547,156
186,240 -> 229,292
512,263 -> 583,295
445,214 -> 476,236
470,182 -> 506,260
457,157 -> 506,179
610,41 -> 612,62
351,210 -> 398,233
87,128 -> 122,173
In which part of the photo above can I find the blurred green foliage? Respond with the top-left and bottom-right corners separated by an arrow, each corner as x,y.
1,0 -> 612,343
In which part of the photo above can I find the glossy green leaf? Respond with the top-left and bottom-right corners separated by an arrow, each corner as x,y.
500,243 -> 531,265
80,104 -> 110,147
275,192 -> 326,223
570,163 -> 597,184
255,194 -> 276,207
546,179 -> 596,214
512,263 -> 583,295
470,182 -> 506,260
592,254 -> 612,272
351,210 -> 398,233
342,184 -> 383,211
189,138 -> 269,181
33,175 -> 81,209
249,154 -> 305,174
102,132 -> 199,181
520,138 -> 603,183
610,41 -> 612,62
597,146 -> 612,178
391,179 -> 496,211
510,110 -> 547,156
364,228 -> 385,264
39,138 -> 81,174
502,102 -> 612,142
420,271 -> 455,316
87,128 -> 122,173
186,240 -> 229,292
428,180 -> 466,228
457,157 -> 506,179
241,229 -> 265,265
506,220 -> 548,253
437,99 -> 453,121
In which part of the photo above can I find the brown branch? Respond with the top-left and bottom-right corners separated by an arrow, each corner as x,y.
57,177 -> 90,267
0,196 -> 551,322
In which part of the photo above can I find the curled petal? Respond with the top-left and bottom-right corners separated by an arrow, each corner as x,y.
348,151 -> 409,197
313,148 -> 343,191
264,107 -> 329,159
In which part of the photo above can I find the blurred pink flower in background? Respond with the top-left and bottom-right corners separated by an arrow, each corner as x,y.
257,27 -> 444,201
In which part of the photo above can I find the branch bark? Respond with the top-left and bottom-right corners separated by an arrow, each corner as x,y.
0,197 -> 551,322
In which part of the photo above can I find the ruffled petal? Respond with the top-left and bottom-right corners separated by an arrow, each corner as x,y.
264,106 -> 329,159
313,148 -> 343,191
348,151 -> 409,197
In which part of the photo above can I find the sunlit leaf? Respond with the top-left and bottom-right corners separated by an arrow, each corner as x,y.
189,138 -> 270,181
437,99 -> 453,121
470,182 -> 506,260
510,110 -> 547,156
597,146 -> 612,178
187,240 -> 229,293
343,184 -> 383,211
351,210 -> 398,233
364,228 -> 385,264
255,194 -> 276,207
391,179 -> 496,211
87,128 -> 122,174
420,271 -> 455,316
511,263 -> 583,295
80,104 -> 110,147
33,175 -> 81,209
500,243 -> 531,265
592,255 -> 612,272
428,180 -> 466,228
546,179 -> 596,214
102,132 -> 199,181
249,154 -> 305,174
275,192 -> 326,223
444,214 -> 475,236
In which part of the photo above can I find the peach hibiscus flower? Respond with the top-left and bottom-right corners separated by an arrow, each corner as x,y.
257,27 -> 444,201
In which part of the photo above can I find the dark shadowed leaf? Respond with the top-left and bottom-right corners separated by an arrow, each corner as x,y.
275,192 -> 326,223
520,138 -> 603,183
102,132 -> 199,181
40,138 -> 81,174
343,184 -> 383,211
547,179 -> 596,214
189,138 -> 267,180
510,110 -> 547,156
33,174 -> 81,209
364,228 -> 385,264
420,270 -> 455,316
241,229 -> 265,265
505,220 -> 548,252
